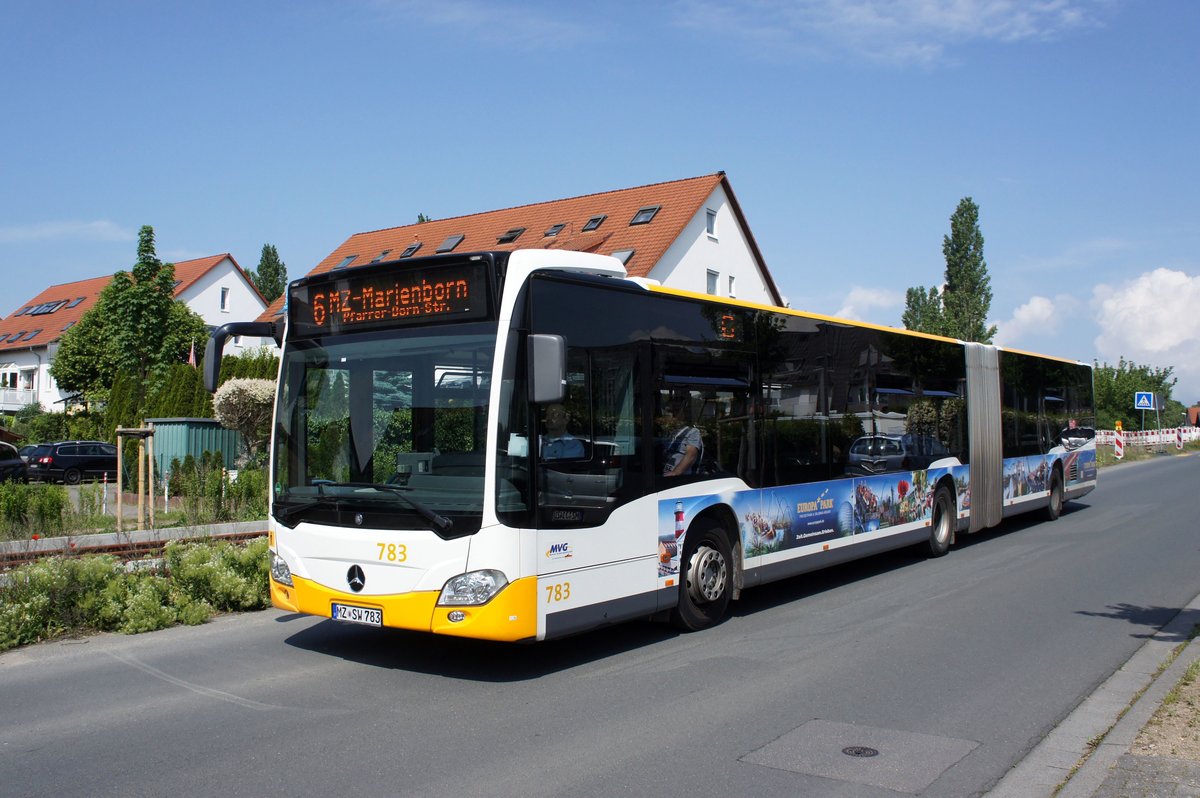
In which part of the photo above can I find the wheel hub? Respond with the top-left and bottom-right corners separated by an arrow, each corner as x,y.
687,545 -> 728,604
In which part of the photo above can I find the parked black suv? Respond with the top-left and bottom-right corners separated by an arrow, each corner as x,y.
27,441 -> 119,484
1,441 -> 29,483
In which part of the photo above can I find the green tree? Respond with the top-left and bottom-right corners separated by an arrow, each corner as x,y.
901,286 -> 944,336
902,197 -> 997,342
49,299 -> 117,399
1093,357 -> 1180,430
250,243 -> 287,302
417,213 -> 431,223
49,226 -> 210,404
941,198 -> 997,342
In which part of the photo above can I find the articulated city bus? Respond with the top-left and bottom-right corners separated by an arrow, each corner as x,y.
206,249 -> 1096,641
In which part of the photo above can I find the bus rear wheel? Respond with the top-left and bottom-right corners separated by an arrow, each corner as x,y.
671,521 -> 732,631
926,485 -> 955,557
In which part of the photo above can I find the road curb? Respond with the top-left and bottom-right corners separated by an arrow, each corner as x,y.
989,593 -> 1200,796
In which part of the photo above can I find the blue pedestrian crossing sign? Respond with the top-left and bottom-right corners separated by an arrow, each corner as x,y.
1134,391 -> 1156,411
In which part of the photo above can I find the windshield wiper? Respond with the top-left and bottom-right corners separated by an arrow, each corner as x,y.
335,482 -> 454,535
273,493 -> 340,527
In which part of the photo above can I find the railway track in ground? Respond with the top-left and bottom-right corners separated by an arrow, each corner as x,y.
0,522 -> 268,571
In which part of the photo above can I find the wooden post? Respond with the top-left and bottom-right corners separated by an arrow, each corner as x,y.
116,436 -> 124,535
137,438 -> 145,532
115,428 -> 155,535
147,434 -> 155,529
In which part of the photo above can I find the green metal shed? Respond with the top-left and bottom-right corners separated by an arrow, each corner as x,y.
146,418 -> 244,476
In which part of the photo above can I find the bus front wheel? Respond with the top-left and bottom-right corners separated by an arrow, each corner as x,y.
926,486 -> 955,558
671,521 -> 733,631
1046,470 -> 1064,521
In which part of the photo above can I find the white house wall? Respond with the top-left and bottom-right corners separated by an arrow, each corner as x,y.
176,258 -> 276,352
646,185 -> 776,306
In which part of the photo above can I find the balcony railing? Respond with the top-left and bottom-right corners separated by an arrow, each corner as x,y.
0,388 -> 37,412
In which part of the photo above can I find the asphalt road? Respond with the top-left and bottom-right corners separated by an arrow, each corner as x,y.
2,455 -> 1198,797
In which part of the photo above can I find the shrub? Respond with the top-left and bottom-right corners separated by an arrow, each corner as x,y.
0,536 -> 268,651
164,537 -> 269,612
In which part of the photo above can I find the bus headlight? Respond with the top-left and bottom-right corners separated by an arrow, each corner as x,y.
270,551 -> 294,587
438,570 -> 508,606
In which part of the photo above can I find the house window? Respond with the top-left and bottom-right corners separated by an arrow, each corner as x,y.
436,234 -> 465,253
220,287 -> 230,312
67,297 -> 85,308
544,223 -> 566,237
399,243 -> 422,258
369,250 -> 392,263
630,205 -> 660,226
706,270 -> 719,295
706,209 -> 718,238
233,335 -> 243,347
583,214 -> 606,232
497,228 -> 526,244
611,249 -> 635,265
333,255 -> 357,270
728,275 -> 736,298
23,329 -> 41,341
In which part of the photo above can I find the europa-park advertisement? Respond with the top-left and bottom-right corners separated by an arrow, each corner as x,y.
658,449 -> 1096,585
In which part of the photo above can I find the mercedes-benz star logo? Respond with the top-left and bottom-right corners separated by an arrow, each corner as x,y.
346,565 -> 366,593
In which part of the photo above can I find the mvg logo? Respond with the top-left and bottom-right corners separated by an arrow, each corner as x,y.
545,542 -> 573,559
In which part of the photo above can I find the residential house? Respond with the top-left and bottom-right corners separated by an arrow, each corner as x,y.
257,172 -> 783,322
0,254 -> 271,413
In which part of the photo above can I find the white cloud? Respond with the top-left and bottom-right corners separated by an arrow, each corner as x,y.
673,0 -> 1109,65
0,220 -> 133,244
835,285 -> 903,323
1093,268 -> 1200,402
994,294 -> 1078,347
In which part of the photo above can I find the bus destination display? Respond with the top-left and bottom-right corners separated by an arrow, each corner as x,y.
292,262 -> 489,336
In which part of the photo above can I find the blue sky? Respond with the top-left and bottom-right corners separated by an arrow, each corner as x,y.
3,1 -> 1198,406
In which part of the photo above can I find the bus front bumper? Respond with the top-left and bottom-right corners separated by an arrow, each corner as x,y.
271,574 -> 537,642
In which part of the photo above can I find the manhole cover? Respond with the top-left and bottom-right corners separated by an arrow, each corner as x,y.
842,746 -> 880,758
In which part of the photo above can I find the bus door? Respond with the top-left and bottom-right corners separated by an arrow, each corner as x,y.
532,344 -> 653,636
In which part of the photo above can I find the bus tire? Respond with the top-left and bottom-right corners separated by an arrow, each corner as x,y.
1046,469 -> 1064,521
671,521 -> 733,631
926,485 -> 955,558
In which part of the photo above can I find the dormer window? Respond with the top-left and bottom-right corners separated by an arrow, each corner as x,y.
369,250 -> 392,263
67,297 -> 85,308
436,234 -> 465,253
630,205 -> 660,226
399,243 -> 422,258
497,228 -> 526,244
582,214 -> 606,232
544,223 -> 566,237
333,255 -> 357,270
611,249 -> 635,265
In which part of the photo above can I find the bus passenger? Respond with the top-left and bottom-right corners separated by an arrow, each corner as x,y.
541,403 -> 584,460
662,399 -> 703,476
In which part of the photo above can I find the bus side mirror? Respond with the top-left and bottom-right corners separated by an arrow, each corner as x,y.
204,321 -> 280,392
528,334 -> 565,403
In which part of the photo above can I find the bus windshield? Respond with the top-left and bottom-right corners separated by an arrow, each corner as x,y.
271,321 -> 497,537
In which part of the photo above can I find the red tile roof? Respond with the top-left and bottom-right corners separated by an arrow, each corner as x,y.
257,172 -> 780,320
0,254 -> 240,354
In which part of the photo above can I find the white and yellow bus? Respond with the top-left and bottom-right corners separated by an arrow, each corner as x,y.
207,249 -> 1096,641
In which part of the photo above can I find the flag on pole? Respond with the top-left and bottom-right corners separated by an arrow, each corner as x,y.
188,339 -> 196,367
